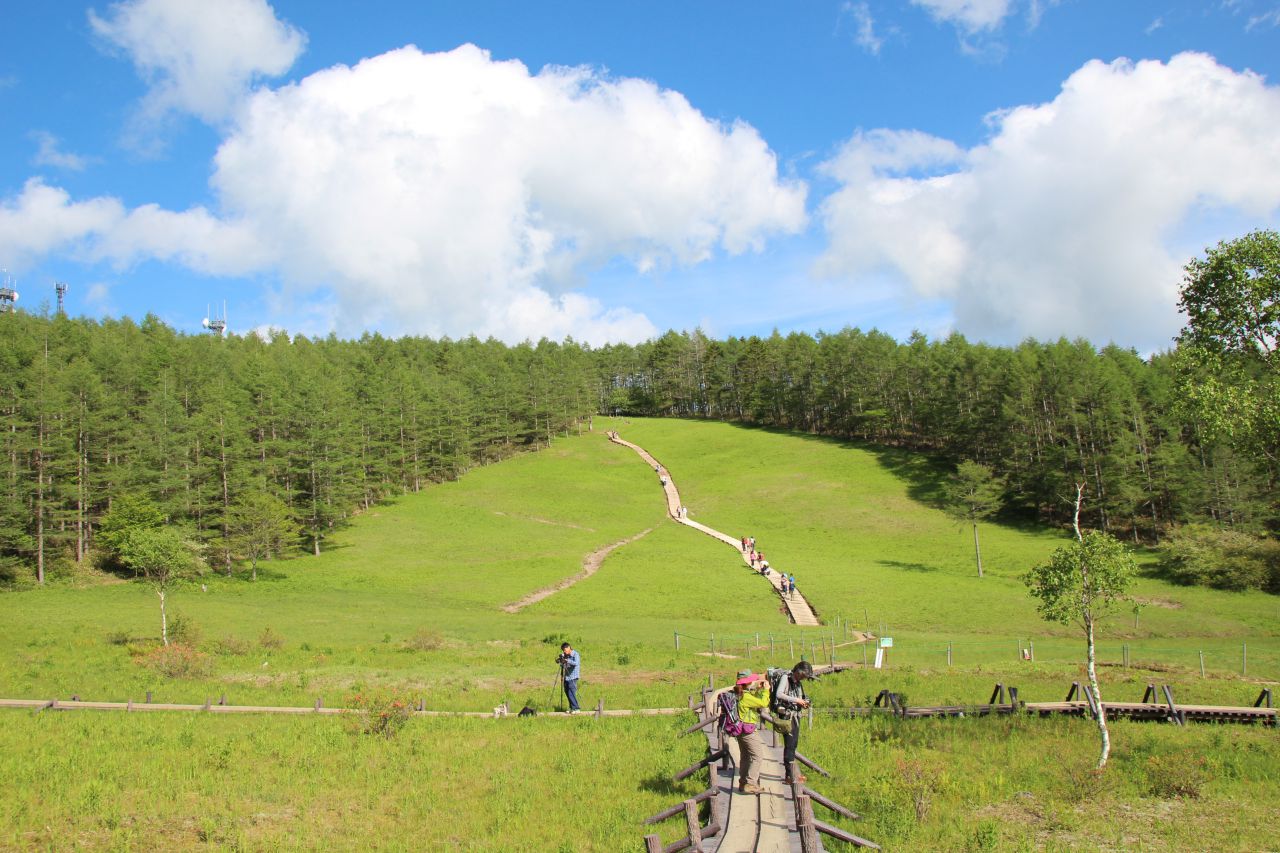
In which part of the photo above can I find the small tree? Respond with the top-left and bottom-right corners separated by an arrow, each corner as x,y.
1024,486 -> 1137,769
97,494 -> 165,576
226,493 -> 298,581
943,460 -> 1004,578
116,527 -> 203,645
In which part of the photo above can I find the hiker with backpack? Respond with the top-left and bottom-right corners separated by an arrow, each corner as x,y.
767,661 -> 815,783
718,671 -> 771,795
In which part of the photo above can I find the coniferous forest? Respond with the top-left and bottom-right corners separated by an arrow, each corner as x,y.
1,234 -> 1277,591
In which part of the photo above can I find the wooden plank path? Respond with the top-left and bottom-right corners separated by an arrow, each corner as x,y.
696,694 -> 811,853
608,432 -> 822,627
0,697 -> 687,718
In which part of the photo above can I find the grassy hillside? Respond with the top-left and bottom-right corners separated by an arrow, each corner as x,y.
0,417 -> 1276,850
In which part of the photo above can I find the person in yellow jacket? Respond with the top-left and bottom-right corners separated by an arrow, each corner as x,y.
732,672 -> 771,794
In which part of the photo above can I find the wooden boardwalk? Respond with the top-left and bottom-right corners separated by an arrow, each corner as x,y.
608,432 -> 821,627
0,697 -> 687,718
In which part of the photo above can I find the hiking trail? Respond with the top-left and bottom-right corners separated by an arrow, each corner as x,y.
608,431 -> 822,627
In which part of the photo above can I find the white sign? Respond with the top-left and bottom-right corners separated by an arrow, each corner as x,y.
873,648 -> 884,669
879,637 -> 894,648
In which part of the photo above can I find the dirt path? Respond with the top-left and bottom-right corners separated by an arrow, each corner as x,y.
501,527 -> 654,613
607,431 -> 822,627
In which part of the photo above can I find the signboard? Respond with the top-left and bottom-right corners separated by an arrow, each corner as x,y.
873,648 -> 884,669
879,637 -> 894,648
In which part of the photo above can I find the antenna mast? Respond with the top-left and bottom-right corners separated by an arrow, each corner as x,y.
0,270 -> 18,314
55,281 -> 68,315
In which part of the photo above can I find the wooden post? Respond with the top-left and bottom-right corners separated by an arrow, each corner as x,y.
1029,640 -> 1035,662
595,697 -> 604,718
675,632 -> 680,651
770,635 -> 775,656
683,799 -> 704,853
756,632 -> 760,648
145,691 -> 152,703
947,642 -> 952,667
789,637 -> 794,658
219,693 -> 227,706
315,697 -> 323,710
1243,643 -> 1248,677
808,702 -> 814,730
709,634 -> 715,655
1199,650 -> 1205,678
796,794 -> 820,853
643,834 -> 662,853
1123,645 -> 1129,668
862,644 -> 868,668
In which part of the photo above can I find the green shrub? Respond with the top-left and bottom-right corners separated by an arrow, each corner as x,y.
345,690 -> 413,739
1159,524 -> 1279,592
138,643 -> 213,679
404,628 -> 445,651
166,612 -> 201,646
1145,751 -> 1207,799
258,627 -> 284,650
211,635 -> 251,656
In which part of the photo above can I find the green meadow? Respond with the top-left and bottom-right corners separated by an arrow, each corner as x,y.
1,417 -> 1277,850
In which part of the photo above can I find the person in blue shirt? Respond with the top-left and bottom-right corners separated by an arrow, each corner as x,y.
557,642 -> 581,714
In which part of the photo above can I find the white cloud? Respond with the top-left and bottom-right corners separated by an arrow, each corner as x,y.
1247,8 -> 1280,30
0,178 -> 270,275
207,44 -> 805,342
30,131 -> 92,171
88,0 -> 305,126
910,0 -> 1016,32
3,44 -> 805,345
842,2 -> 884,55
817,52 -> 1280,350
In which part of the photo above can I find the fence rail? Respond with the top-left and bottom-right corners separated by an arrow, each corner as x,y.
673,628 -> 1280,680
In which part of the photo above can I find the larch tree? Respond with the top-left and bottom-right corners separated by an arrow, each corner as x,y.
943,460 -> 1004,578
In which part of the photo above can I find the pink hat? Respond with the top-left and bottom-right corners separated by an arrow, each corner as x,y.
735,675 -> 760,687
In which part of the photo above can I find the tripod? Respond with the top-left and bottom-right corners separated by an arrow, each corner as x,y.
548,666 -> 565,711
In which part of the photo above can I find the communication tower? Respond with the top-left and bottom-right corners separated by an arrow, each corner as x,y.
55,281 -> 68,314
201,301 -> 228,337
0,270 -> 18,314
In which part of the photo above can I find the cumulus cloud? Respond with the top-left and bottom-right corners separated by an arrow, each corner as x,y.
0,178 -> 270,275
207,44 -> 805,341
88,0 -> 305,126
3,45 -> 804,344
817,52 -> 1280,350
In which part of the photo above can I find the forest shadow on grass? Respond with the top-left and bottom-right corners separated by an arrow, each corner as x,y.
691,418 -> 954,508
877,560 -> 939,573
696,419 -> 1051,533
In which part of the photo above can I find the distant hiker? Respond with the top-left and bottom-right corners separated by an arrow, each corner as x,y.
749,536 -> 756,551
749,550 -> 758,567
741,536 -> 748,551
719,671 -> 770,795
768,661 -> 815,783
760,560 -> 770,575
779,575 -> 789,595
557,642 -> 581,714
788,574 -> 796,597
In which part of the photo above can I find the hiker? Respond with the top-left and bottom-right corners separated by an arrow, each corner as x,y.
741,536 -> 748,552
760,559 -> 770,575
779,575 -> 789,595
557,642 -> 581,714
749,536 -> 756,551
768,661 -> 815,783
749,550 -> 758,568
788,574 -> 796,597
718,671 -> 770,794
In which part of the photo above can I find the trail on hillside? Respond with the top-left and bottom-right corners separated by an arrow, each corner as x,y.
501,527 -> 654,613
607,431 -> 824,627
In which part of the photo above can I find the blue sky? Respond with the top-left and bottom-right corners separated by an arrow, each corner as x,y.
2,0 -> 1278,351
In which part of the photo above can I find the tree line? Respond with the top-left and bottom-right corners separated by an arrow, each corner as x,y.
595,330 -> 1270,535
2,232 -> 1275,592
0,313 -> 597,584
